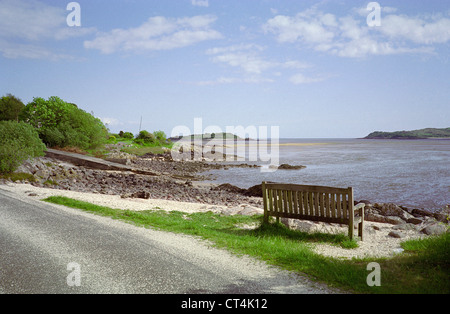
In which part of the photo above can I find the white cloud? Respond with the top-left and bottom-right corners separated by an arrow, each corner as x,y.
263,7 -> 450,58
191,0 -> 209,7
289,73 -> 326,85
207,44 -> 310,75
0,0 -> 95,59
378,14 -> 450,45
84,15 -> 222,54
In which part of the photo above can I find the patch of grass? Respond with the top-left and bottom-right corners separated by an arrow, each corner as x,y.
121,145 -> 168,156
43,179 -> 58,186
0,172 -> 36,182
43,196 -> 450,294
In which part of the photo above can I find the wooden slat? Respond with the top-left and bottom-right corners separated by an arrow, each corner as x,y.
264,183 -> 350,195
277,190 -> 283,214
336,193 -> 342,218
314,192 -> 319,217
272,189 -> 278,213
308,192 -> 313,216
268,188 -> 273,212
342,193 -> 348,220
293,191 -> 299,215
330,193 -> 335,218
284,190 -> 289,214
299,191 -> 304,215
287,190 -> 293,214
319,192 -> 325,217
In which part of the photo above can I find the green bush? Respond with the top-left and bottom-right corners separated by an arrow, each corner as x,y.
135,130 -> 156,144
20,96 -> 108,150
0,121 -> 46,174
134,130 -> 169,146
122,132 -> 134,139
0,94 -> 25,122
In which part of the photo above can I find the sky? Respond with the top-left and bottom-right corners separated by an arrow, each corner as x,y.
1,0 -> 449,138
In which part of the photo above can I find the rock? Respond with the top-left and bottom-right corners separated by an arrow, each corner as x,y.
121,191 -> 150,199
420,223 -> 448,236
406,217 -> 423,225
411,208 -> 434,218
365,212 -> 389,224
211,183 -> 245,194
433,208 -> 450,223
385,216 -> 406,225
388,231 -> 404,238
374,203 -> 414,221
392,248 -> 404,254
393,223 -> 418,231
270,164 -> 306,170
223,204 -> 263,216
243,184 -> 262,197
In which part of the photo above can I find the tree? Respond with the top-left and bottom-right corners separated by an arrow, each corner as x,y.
0,94 -> 25,121
20,96 -> 108,149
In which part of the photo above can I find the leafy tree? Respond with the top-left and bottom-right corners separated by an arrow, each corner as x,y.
134,130 -> 169,146
0,94 -> 25,121
20,96 -> 108,149
0,121 -> 46,174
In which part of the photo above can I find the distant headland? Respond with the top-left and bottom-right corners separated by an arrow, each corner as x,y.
364,127 -> 450,139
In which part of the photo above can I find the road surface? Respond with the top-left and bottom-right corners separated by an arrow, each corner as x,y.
0,186 -> 335,294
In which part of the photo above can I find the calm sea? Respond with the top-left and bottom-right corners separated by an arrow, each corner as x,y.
200,138 -> 450,211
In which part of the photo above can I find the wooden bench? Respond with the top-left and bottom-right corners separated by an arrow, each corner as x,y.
262,182 -> 365,240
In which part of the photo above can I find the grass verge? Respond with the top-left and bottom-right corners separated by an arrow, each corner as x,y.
43,196 -> 449,294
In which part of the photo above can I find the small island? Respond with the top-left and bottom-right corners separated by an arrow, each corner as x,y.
365,127 -> 450,139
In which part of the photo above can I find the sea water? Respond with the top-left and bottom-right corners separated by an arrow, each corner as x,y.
200,138 -> 450,210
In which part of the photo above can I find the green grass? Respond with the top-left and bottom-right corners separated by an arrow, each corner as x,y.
121,145 -> 168,156
0,172 -> 36,182
43,196 -> 450,294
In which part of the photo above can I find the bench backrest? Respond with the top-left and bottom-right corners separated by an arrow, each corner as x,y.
262,181 -> 356,224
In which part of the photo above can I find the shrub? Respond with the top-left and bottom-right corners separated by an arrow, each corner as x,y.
122,132 -> 134,139
134,130 -> 169,146
0,94 -> 25,122
0,121 -> 46,174
20,96 -> 108,150
135,130 -> 156,144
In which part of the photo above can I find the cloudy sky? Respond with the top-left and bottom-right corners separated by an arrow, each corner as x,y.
1,0 -> 449,138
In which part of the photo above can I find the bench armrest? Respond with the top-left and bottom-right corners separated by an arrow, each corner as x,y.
354,203 -> 365,221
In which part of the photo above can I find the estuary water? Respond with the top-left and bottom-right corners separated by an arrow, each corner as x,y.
200,138 -> 450,210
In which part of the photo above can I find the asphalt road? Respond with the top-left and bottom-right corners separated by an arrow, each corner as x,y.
0,186 -> 335,294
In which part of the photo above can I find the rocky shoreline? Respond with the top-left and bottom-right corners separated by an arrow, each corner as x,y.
2,145 -> 449,242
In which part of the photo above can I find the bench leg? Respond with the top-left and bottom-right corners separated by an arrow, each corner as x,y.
358,207 -> 364,241
348,222 -> 354,241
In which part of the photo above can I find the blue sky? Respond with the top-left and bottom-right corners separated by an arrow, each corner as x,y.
1,0 -> 449,138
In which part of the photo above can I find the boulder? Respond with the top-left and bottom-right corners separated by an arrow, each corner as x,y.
121,191 -> 150,199
406,217 -> 424,225
374,203 -> 415,221
433,207 -> 450,224
243,184 -> 263,197
388,231 -> 404,238
420,223 -> 448,236
411,208 -> 434,218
